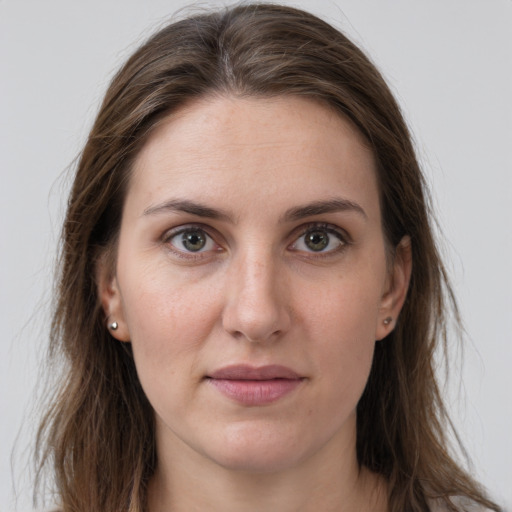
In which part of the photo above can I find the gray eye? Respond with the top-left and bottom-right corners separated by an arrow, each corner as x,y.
291,227 -> 345,254
181,230 -> 207,252
304,230 -> 330,251
169,228 -> 215,253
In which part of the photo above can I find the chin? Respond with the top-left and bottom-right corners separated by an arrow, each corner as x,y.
202,422 -> 310,474
211,448 -> 304,474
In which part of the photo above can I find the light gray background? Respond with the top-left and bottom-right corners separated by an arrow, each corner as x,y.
1,1 -> 511,510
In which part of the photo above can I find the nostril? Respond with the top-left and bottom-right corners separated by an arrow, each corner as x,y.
221,262 -> 292,342
223,304 -> 289,343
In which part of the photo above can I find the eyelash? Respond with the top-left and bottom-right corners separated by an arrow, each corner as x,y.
162,223 -> 222,261
289,223 -> 350,258
162,222 -> 351,260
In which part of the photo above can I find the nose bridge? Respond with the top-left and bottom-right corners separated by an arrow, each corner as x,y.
222,244 -> 290,342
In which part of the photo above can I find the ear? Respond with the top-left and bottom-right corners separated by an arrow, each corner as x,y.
375,236 -> 412,341
96,251 -> 131,342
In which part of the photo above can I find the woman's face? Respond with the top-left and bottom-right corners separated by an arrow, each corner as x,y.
101,96 -> 410,473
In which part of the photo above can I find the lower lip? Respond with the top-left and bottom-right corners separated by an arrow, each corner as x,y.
207,378 -> 302,405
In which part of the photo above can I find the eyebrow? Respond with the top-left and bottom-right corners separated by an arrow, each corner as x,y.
282,198 -> 367,222
143,199 -> 234,221
142,197 -> 367,222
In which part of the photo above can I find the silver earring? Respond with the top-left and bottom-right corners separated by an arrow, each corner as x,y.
383,317 -> 392,326
109,321 -> 119,331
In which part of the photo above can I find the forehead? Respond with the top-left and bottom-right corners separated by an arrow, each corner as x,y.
127,95 -> 379,222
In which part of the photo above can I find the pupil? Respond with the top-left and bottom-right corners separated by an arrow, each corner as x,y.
182,231 -> 206,251
306,231 -> 329,251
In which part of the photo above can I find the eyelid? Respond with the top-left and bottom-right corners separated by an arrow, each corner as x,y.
162,222 -> 209,242
288,222 -> 351,254
160,221 -> 351,260
162,223 -> 224,259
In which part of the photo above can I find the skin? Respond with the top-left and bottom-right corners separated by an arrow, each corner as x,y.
99,95 -> 411,511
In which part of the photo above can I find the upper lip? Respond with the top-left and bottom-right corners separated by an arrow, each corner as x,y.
207,364 -> 302,380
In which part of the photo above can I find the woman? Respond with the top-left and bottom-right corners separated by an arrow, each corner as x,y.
34,4 -> 502,511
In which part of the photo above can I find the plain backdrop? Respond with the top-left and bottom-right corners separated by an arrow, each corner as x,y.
1,0 -> 511,510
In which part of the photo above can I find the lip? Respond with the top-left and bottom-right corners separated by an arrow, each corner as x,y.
206,364 -> 304,406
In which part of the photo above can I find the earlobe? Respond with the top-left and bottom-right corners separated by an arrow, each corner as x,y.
376,236 -> 412,341
96,252 -> 131,342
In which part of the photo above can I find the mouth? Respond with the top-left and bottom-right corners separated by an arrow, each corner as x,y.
206,364 -> 305,406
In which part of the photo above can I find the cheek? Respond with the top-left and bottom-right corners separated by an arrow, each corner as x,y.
120,256 -> 219,339
120,274 -> 225,426
117,260 -> 222,390
303,272 -> 384,404
315,299 -> 376,385
307,269 -> 384,346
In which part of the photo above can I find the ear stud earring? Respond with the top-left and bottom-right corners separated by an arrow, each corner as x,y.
109,321 -> 119,331
383,317 -> 393,326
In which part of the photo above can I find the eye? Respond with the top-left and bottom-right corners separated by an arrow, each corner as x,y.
167,227 -> 217,254
290,224 -> 347,254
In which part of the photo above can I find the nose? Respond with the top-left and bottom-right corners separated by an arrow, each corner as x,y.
222,250 -> 291,343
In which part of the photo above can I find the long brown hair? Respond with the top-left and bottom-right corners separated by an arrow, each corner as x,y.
35,4 -> 501,511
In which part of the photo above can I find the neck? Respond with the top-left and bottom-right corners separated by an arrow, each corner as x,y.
147,422 -> 388,512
